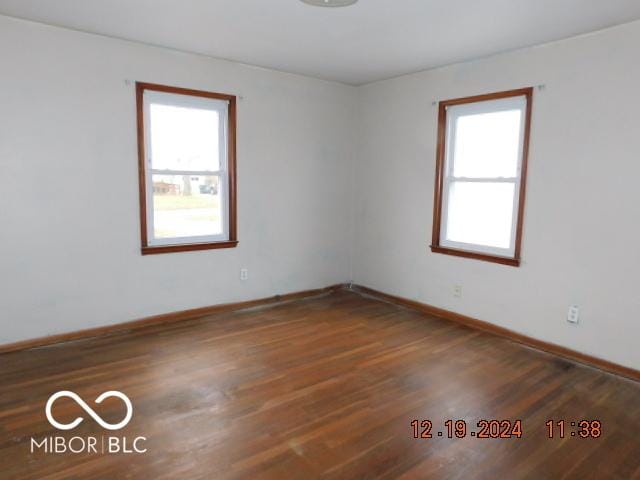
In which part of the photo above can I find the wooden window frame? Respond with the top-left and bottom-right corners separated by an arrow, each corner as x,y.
430,87 -> 533,267
136,82 -> 238,255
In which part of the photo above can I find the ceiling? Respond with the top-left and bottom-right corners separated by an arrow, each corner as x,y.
1,0 -> 640,85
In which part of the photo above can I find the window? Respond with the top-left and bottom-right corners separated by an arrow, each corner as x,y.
431,88 -> 533,266
136,83 -> 237,254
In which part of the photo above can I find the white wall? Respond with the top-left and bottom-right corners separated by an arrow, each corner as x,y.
354,21 -> 640,370
0,15 -> 356,344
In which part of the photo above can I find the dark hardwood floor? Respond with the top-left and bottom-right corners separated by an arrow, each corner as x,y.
1,290 -> 639,479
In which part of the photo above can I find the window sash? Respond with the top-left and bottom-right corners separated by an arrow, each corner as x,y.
150,169 -> 223,176
445,176 -> 518,183
142,90 -> 230,246
440,179 -> 521,257
145,172 -> 229,246
439,95 -> 527,258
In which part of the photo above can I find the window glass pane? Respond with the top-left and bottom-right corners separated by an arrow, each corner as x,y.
149,104 -> 220,171
152,174 -> 222,239
445,182 -> 515,249
452,109 -> 521,178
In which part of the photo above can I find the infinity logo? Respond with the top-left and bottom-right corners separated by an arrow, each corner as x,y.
45,391 -> 133,431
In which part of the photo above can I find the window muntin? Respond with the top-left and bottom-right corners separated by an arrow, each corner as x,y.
432,89 -> 532,265
137,83 -> 237,254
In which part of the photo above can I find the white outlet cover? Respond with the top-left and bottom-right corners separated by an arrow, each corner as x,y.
567,305 -> 580,324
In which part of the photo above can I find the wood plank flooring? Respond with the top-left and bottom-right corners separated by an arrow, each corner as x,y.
1,290 -> 639,479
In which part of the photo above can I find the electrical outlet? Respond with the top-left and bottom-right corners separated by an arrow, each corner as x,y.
453,285 -> 462,298
240,268 -> 248,281
567,305 -> 579,324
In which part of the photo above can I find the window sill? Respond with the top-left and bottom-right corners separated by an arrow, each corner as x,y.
142,241 -> 238,255
430,245 -> 520,267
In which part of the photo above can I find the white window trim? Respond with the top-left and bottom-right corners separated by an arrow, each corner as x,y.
142,90 -> 230,247
439,95 -> 527,258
